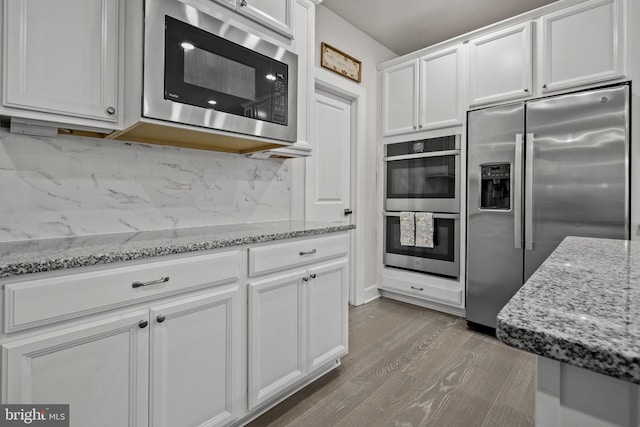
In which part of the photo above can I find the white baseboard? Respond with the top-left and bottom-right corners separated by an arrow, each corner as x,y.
379,290 -> 466,318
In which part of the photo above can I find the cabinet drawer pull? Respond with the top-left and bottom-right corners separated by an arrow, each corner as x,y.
310,273 -> 316,279
132,276 -> 170,289
411,286 -> 424,291
156,315 -> 166,323
138,320 -> 148,328
299,249 -> 317,256
302,276 -> 309,282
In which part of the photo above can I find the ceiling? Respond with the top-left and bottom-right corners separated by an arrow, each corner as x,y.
321,0 -> 559,56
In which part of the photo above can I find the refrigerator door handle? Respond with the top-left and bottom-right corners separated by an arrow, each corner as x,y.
514,134 -> 523,249
525,133 -> 535,251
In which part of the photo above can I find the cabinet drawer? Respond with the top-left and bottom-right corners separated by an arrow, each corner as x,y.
380,276 -> 461,306
249,233 -> 348,277
5,250 -> 240,333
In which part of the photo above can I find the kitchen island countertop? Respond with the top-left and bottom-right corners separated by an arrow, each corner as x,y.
0,221 -> 355,279
497,236 -> 640,384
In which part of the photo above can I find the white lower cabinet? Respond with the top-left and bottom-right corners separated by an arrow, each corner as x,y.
306,261 -> 349,374
2,285 -> 241,427
1,249 -> 243,427
247,233 -> 349,411
248,270 -> 306,409
149,287 -> 242,427
248,259 -> 348,410
2,310 -> 150,427
0,233 -> 350,425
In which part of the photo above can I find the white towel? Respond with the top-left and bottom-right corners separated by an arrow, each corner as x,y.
399,212 -> 415,246
415,212 -> 434,248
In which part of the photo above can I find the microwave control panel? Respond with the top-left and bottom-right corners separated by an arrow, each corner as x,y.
273,75 -> 287,124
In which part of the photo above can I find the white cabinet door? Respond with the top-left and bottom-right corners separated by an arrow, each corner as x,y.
238,0 -> 294,38
2,311 -> 149,427
539,0 -> 624,93
2,0 -> 120,123
380,60 -> 419,136
307,259 -> 348,374
149,287 -> 242,427
248,270 -> 305,410
418,45 -> 463,130
468,22 -> 533,106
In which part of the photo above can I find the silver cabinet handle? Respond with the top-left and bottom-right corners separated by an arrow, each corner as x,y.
310,273 -> 316,279
514,133 -> 523,249
138,320 -> 148,328
411,286 -> 424,291
106,107 -> 116,115
542,84 -> 547,89
299,249 -> 317,256
132,276 -> 169,289
156,315 -> 166,323
240,0 -> 247,6
302,276 -> 309,282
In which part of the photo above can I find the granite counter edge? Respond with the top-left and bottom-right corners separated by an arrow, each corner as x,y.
0,225 -> 355,279
496,314 -> 640,385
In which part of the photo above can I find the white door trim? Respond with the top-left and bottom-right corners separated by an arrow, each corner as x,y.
312,67 -> 367,306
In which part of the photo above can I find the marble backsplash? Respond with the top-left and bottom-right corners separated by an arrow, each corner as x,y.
0,128 -> 290,242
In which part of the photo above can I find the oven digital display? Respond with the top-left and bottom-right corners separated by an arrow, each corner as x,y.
412,141 -> 425,153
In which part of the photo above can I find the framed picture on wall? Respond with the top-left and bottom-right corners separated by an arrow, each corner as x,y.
320,42 -> 362,83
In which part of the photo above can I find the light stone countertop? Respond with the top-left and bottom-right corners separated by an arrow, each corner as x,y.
497,236 -> 640,384
0,221 -> 355,279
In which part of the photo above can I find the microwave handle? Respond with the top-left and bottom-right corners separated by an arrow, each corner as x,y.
383,149 -> 460,162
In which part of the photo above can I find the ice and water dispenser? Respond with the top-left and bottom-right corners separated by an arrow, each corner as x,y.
480,164 -> 510,210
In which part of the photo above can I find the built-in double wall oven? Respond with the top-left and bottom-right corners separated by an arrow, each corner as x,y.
383,135 -> 461,278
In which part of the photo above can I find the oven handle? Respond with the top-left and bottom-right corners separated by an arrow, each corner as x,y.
383,212 -> 460,220
383,149 -> 460,162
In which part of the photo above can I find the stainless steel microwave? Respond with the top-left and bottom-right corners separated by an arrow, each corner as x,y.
143,0 -> 298,142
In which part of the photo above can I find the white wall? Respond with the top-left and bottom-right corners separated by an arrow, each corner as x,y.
315,5 -> 397,298
0,129 -> 290,242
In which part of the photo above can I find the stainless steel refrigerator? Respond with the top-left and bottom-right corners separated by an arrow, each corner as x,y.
466,84 -> 630,329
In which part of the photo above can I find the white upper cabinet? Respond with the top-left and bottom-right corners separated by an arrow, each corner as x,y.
418,45 -> 463,131
539,0 -> 624,93
381,44 -> 462,137
2,0 -> 120,127
237,0 -> 294,38
380,60 -> 419,136
468,22 -> 533,106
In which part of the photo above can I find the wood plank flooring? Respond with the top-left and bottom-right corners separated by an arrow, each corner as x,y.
247,297 -> 535,427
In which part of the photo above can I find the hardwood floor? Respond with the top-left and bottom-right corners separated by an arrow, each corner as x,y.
247,297 -> 535,427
